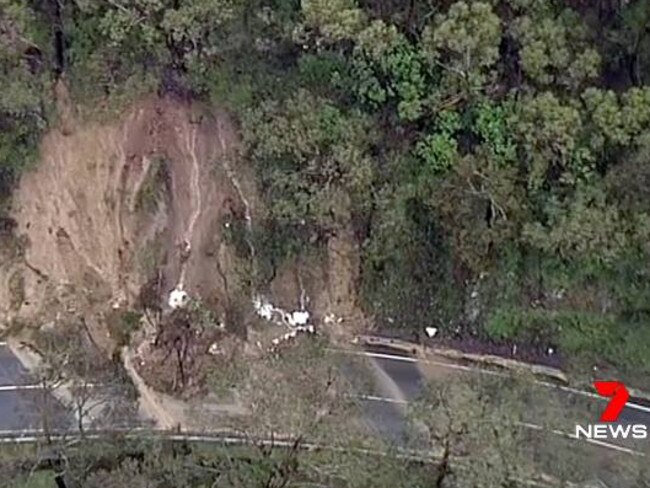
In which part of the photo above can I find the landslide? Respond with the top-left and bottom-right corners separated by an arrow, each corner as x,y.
0,93 -> 366,373
1,96 -> 244,349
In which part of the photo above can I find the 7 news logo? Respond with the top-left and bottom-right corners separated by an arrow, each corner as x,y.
574,381 -> 648,440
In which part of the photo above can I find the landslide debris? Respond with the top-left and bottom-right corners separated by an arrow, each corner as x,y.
3,97 -> 242,348
0,94 -> 366,400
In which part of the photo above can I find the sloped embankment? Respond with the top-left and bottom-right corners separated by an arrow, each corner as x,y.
1,97 -> 242,348
0,94 -> 367,409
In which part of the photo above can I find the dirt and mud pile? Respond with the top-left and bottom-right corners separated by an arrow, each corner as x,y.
0,98 -> 243,346
0,95 -> 365,381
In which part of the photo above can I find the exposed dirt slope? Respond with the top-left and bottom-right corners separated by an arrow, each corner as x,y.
2,97 -> 242,347
0,93 -> 367,406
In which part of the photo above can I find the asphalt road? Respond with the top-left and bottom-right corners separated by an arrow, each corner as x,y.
350,343 -> 650,486
0,343 -> 71,432
3,337 -> 649,434
0,345 -> 32,386
1,334 -> 648,486
339,345 -> 423,443
371,352 -> 425,400
0,342 -> 144,432
356,344 -> 650,430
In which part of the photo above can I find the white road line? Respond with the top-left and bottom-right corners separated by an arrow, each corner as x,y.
0,427 -> 151,437
357,394 -> 409,405
518,421 -> 645,457
0,430 -> 441,463
338,349 -> 650,414
0,428 -> 49,436
0,384 -> 43,392
550,384 -> 650,414
352,393 -> 645,457
337,350 -> 417,363
338,349 -> 503,375
0,383 -> 102,393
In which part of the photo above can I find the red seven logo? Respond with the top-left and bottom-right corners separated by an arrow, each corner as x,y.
594,381 -> 629,422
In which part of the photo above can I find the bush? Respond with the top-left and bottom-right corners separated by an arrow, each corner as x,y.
108,310 -> 142,347
485,307 -> 650,375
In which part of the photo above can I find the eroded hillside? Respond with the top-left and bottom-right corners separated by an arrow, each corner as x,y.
0,95 -> 364,392
2,100 -> 224,343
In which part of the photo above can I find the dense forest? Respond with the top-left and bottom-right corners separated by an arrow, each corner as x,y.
3,0 -> 650,382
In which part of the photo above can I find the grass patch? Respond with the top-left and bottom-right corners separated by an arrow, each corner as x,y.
7,270 -> 25,311
136,232 -> 165,278
11,471 -> 56,488
107,309 -> 142,347
134,157 -> 170,214
486,307 -> 650,376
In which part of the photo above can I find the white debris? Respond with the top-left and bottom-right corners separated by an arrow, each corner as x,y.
325,313 -> 343,325
547,347 -> 555,355
260,304 -> 275,321
168,285 -> 189,309
208,343 -> 221,355
287,310 -> 310,327
253,295 -> 312,329
41,321 -> 55,331
111,291 -> 127,310
269,324 -> 316,349
425,327 -> 438,338
254,296 -> 276,321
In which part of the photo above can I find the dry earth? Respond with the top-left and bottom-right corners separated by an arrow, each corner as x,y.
0,91 -> 366,402
3,97 -> 240,345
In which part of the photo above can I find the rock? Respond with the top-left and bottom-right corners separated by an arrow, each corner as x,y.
168,286 -> 189,309
425,327 -> 438,338
253,296 -> 275,321
40,321 -> 55,331
287,310 -> 310,327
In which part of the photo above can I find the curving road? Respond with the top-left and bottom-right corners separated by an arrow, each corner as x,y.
0,343 -> 70,431
0,342 -> 146,433
343,343 -> 650,486
355,344 -> 650,431
1,336 -> 648,486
